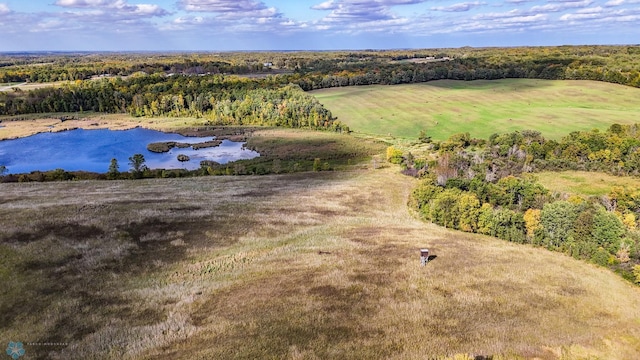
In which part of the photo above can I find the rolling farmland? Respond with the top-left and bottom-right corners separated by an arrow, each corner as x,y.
313,79 -> 640,140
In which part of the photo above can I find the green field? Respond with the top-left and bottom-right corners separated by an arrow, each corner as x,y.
2,165 -> 640,359
312,79 -> 640,140
536,171 -> 640,197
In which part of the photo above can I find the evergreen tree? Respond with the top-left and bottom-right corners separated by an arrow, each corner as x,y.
107,158 -> 119,180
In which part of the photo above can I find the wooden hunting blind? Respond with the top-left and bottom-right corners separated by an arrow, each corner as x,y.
420,248 -> 429,266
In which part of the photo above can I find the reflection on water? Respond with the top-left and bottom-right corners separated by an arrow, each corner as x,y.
0,128 -> 260,174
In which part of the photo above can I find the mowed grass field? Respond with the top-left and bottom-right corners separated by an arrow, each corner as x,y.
536,171 -> 640,197
2,165 -> 640,359
312,79 -> 640,140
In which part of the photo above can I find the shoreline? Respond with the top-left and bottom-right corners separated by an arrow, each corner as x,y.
0,114 -> 159,141
0,113 -> 259,141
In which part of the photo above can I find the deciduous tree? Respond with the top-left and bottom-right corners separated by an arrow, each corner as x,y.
128,154 -> 147,179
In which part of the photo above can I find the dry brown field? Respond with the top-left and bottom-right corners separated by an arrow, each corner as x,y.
2,166 -> 640,359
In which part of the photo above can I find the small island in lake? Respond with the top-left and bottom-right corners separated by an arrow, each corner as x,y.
147,139 -> 222,153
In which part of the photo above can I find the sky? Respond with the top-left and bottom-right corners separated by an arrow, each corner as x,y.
0,0 -> 638,51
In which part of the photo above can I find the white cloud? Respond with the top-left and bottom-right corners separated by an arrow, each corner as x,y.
604,0 -> 640,5
173,15 -> 204,24
133,4 -> 164,16
175,0 -> 289,27
431,2 -> 487,12
165,0 -> 312,34
531,0 -> 593,13
310,0 -> 425,33
383,0 -> 425,4
576,6 -> 603,13
216,6 -> 278,20
0,3 -> 10,14
560,4 -> 640,23
54,0 -> 169,17
311,1 -> 338,10
179,0 -> 267,13
472,9 -> 525,20
55,0 -> 114,7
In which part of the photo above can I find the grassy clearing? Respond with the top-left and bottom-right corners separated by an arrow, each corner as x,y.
244,128 -> 386,171
0,81 -> 66,92
536,171 -> 640,197
2,167 -> 640,359
312,79 -> 640,141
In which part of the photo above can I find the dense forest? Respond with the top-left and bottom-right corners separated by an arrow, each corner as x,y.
0,76 -> 344,131
1,45 -> 639,86
404,124 -> 640,282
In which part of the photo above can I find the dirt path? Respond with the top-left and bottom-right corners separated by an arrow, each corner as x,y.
0,82 -> 27,92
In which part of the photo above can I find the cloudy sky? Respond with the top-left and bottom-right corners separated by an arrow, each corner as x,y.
0,0 -> 638,51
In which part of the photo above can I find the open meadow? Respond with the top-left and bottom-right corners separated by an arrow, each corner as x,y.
2,163 -> 640,359
312,79 -> 640,140
536,171 -> 640,197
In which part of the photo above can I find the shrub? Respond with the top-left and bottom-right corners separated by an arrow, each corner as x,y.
592,207 -> 626,254
634,265 -> 640,284
409,180 -> 443,220
386,146 -> 403,164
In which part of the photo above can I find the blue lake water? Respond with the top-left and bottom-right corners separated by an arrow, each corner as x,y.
0,128 -> 260,174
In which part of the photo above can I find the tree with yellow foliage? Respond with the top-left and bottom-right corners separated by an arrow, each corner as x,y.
622,212 -> 637,230
523,208 -> 541,242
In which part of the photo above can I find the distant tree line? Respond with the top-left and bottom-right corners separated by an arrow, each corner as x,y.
0,54 -> 274,83
2,45 -> 639,88
289,45 -> 640,89
289,45 -> 640,90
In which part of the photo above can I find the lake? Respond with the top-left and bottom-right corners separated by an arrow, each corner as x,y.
0,128 -> 260,174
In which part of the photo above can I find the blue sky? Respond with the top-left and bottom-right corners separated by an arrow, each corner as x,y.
0,0 -> 638,51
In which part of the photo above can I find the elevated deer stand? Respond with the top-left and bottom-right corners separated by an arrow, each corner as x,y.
420,248 -> 429,266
